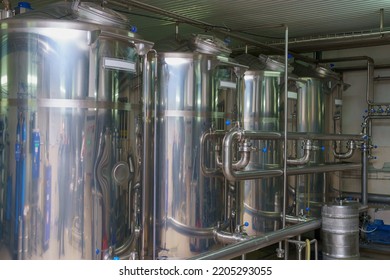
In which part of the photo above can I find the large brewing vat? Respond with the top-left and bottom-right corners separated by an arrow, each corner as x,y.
292,62 -> 341,217
0,2 -> 153,259
234,54 -> 285,236
154,35 -> 247,259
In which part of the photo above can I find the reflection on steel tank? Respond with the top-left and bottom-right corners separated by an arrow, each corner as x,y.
154,34 -> 247,259
292,61 -> 342,217
0,1 -> 153,259
234,54 -> 286,236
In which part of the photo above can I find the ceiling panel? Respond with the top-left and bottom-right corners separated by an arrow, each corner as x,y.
8,0 -> 390,52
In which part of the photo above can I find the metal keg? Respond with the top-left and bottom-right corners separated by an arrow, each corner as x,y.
321,203 -> 360,259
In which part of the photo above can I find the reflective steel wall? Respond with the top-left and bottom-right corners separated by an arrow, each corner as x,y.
0,19 -> 152,259
155,53 -> 242,259
241,70 -> 283,235
295,78 -> 326,216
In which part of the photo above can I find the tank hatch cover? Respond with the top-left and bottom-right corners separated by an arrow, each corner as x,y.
258,54 -> 286,72
189,34 -> 232,56
73,2 -> 130,29
234,53 -> 266,71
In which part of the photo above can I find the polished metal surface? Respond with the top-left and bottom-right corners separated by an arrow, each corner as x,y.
0,2 -> 153,259
190,218 -> 321,260
155,51 -> 245,259
321,203 -> 360,259
294,78 -> 327,217
235,54 -> 284,236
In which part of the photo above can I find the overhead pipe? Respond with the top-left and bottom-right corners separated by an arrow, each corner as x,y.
318,56 -> 377,106
107,0 -> 316,63
189,218 -> 321,260
268,31 -> 390,53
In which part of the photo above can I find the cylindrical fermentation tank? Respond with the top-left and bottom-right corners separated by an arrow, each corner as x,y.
0,2 -> 153,259
292,62 -> 341,217
234,54 -> 285,235
154,35 -> 247,259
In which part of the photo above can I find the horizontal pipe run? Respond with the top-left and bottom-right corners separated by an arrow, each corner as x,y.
339,192 -> 390,205
239,131 -> 363,141
226,163 -> 360,181
189,219 -> 321,260
288,132 -> 363,141
319,56 -> 374,64
287,163 -> 361,175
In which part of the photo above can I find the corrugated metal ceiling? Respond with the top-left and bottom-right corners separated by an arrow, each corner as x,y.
14,0 -> 390,52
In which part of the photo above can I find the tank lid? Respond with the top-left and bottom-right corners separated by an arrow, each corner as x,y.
189,34 -> 232,56
259,54 -> 286,72
72,1 -> 130,29
234,53 -> 266,71
293,60 -> 340,80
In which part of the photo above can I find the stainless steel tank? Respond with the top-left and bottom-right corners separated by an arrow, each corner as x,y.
0,2 -> 153,259
321,203 -> 359,259
234,54 -> 285,236
293,62 -> 341,217
154,35 -> 247,259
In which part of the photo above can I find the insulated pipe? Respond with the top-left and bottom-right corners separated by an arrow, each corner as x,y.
189,218 -> 321,260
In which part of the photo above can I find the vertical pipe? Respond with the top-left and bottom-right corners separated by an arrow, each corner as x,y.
283,25 -> 289,259
152,50 -> 158,260
362,144 -> 368,206
141,51 -> 154,259
380,9 -> 384,35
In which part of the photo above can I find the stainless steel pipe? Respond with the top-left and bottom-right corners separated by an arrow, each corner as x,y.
189,218 -> 321,260
221,128 -> 362,181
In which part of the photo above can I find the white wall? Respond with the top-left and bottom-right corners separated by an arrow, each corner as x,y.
323,45 -> 390,223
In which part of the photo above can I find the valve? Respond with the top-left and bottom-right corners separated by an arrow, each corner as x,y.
235,222 -> 249,234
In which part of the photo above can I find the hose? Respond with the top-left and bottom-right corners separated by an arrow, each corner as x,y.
305,239 -> 310,260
